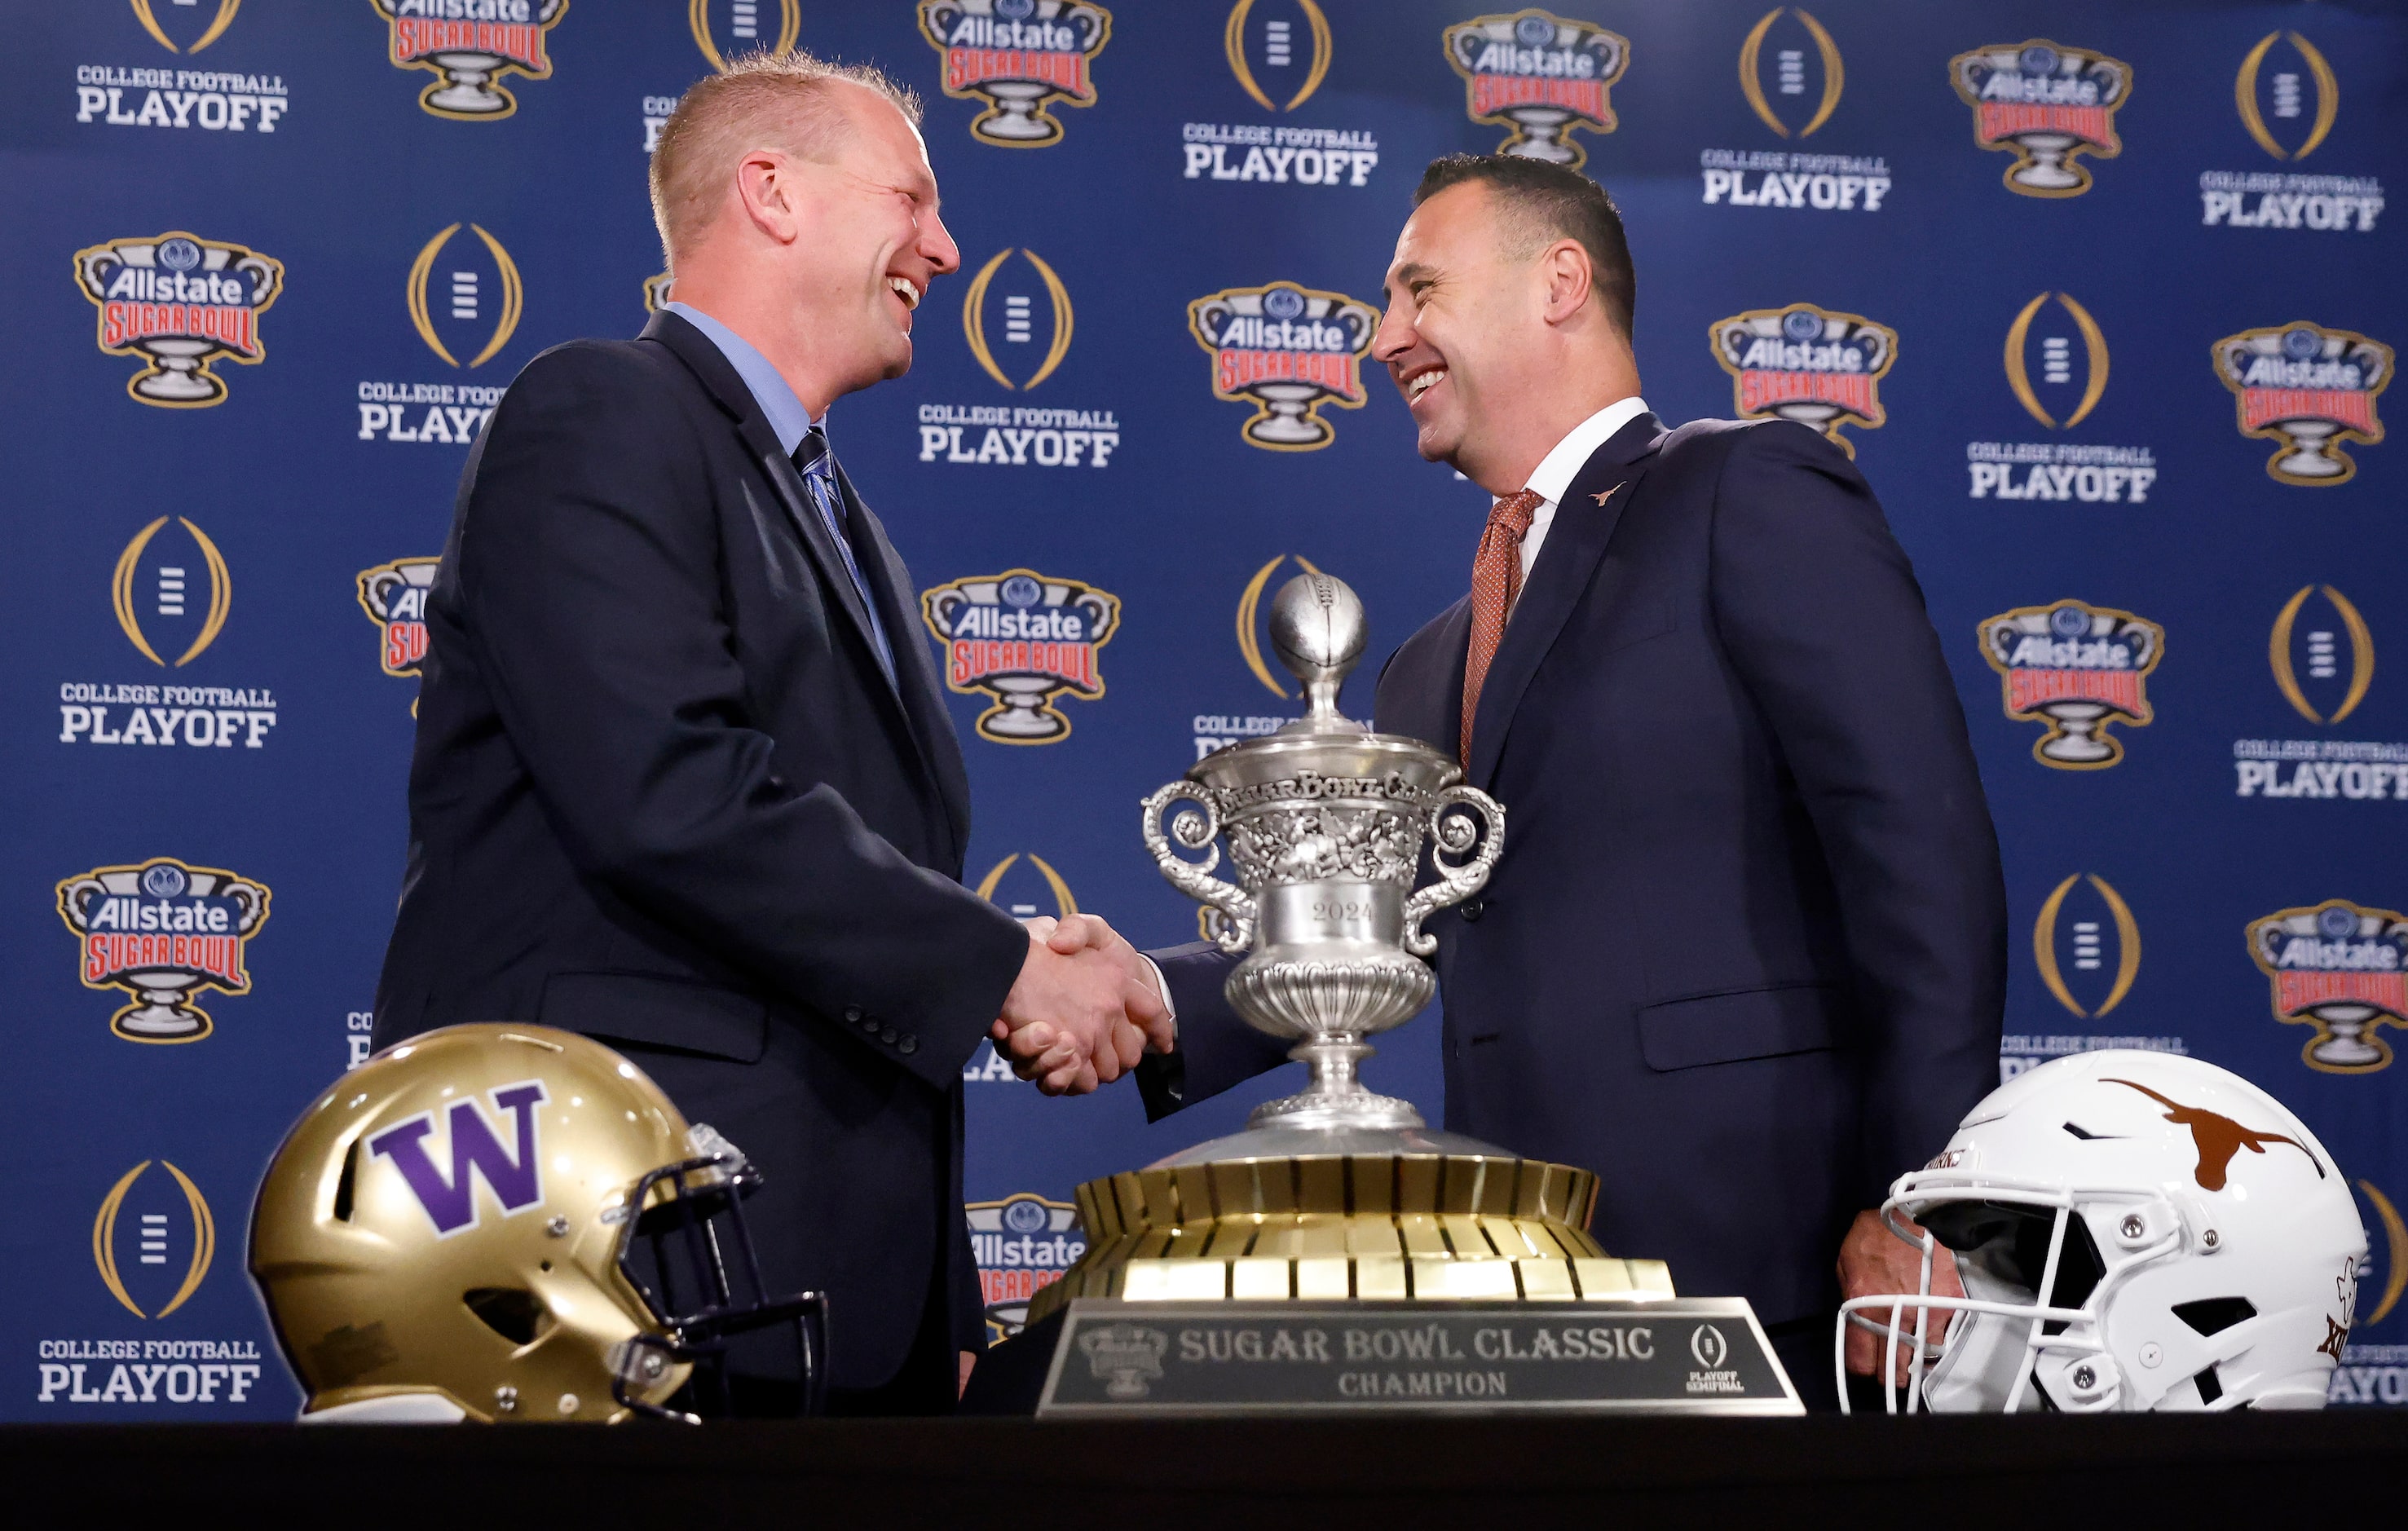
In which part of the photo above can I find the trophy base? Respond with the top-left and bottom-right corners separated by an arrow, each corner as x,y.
965,1298 -> 1802,1416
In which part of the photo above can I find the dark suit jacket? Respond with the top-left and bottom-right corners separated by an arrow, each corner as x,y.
374,311 -> 1029,1393
1144,413 -> 2006,1331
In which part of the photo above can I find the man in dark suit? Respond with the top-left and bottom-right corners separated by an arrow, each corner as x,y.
373,54 -> 1164,1415
1029,156 -> 2005,1407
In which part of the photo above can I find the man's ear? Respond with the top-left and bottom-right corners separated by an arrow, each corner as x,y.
734,149 -> 800,244
1539,240 -> 1594,325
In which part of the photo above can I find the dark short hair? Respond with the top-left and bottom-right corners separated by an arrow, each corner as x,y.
1413,154 -> 1634,338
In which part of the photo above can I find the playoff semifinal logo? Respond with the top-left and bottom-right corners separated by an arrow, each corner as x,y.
1709,302 -> 1895,456
1980,601 -> 2163,769
919,0 -> 1111,148
1950,39 -> 2131,197
1444,9 -> 1629,169
2248,901 -> 2408,1074
56,858 -> 271,1043
921,570 -> 1119,743
1738,7 -> 1841,139
74,232 -> 281,408
2212,322 -> 2390,485
1189,281 -> 1378,451
358,558 -> 439,679
373,0 -> 567,121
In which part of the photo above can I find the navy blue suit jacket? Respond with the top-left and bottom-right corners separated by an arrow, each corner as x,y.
1144,413 -> 2006,1331
375,311 -> 1029,1394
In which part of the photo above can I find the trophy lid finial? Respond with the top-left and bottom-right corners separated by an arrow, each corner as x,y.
1268,572 -> 1366,727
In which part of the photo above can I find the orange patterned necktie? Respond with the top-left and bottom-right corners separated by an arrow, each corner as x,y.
1460,488 -> 1545,766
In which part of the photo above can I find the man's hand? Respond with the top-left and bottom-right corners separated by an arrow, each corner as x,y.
1839,1208 -> 1965,1382
991,916 -> 1168,1096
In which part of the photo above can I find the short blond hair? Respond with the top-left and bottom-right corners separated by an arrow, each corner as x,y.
648,50 -> 922,267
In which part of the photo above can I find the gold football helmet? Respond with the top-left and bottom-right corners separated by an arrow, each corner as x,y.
249,1023 -> 823,1423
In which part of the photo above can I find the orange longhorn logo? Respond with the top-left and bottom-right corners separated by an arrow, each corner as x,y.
2105,1078 -> 2322,1192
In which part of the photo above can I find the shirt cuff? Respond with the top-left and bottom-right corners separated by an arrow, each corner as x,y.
1140,954 -> 1177,1039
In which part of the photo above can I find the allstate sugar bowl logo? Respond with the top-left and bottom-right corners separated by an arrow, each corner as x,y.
56,858 -> 271,1043
1709,303 -> 1895,456
1189,281 -> 1378,451
2213,323 -> 2390,486
374,0 -> 567,121
2248,900 -> 2408,1074
74,232 -> 281,408
357,558 -> 439,680
967,1193 -> 1084,1341
1980,600 -> 2164,769
921,570 -> 1119,743
1950,40 -> 2131,197
919,0 -> 1111,148
1443,10 -> 1628,169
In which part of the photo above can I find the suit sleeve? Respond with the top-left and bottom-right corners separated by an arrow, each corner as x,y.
1707,422 -> 2007,1207
1134,942 -> 1290,1121
452,344 -> 1027,1089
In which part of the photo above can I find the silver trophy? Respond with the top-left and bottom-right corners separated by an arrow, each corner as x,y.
1139,572 -> 1503,1149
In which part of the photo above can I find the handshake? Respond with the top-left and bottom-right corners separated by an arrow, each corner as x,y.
990,914 -> 1174,1096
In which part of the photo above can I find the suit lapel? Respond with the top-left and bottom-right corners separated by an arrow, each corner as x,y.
1466,413 -> 1665,790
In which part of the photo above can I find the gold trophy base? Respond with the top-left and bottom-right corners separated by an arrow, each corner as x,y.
1028,1150 -> 1673,1327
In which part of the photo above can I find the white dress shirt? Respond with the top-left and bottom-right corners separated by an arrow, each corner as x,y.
1506,395 -> 1651,590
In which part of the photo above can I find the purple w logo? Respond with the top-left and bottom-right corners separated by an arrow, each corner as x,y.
366,1080 -> 549,1237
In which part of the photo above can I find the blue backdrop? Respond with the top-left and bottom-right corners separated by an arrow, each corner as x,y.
7,0 -> 2404,1418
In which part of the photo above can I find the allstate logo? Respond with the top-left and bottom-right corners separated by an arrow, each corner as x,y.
115,518 -> 231,668
962,248 -> 1074,390
1444,10 -> 1629,169
976,853 -> 1077,920
407,223 -> 523,369
130,0 -> 240,53
1224,0 -> 1332,113
2270,585 -> 2374,724
688,0 -> 799,73
921,569 -> 1120,743
2213,322 -> 2390,486
1236,554 -> 1328,696
375,0 -> 567,121
1980,600 -> 2163,769
1709,303 -> 1895,456
74,232 -> 282,408
1949,39 -> 2131,197
1738,7 -> 1841,139
919,0 -> 1112,148
1189,281 -> 1378,451
2033,873 -> 2141,1020
2249,901 -> 2408,1074
357,558 -> 439,680
93,1160 -> 215,1319
2004,292 -> 2108,430
2237,32 -> 2337,161
966,1193 -> 1085,1340
56,858 -> 271,1043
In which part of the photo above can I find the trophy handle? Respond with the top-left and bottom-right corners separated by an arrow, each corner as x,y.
1140,782 -> 1255,954
1400,785 -> 1506,956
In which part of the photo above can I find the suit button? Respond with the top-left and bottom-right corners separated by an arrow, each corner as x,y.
880,1026 -> 897,1045
898,1035 -> 918,1055
1460,899 -> 1485,922
842,1006 -> 863,1024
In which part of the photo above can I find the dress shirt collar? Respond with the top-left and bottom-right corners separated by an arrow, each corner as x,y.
664,301 -> 821,457
1502,394 -> 1649,583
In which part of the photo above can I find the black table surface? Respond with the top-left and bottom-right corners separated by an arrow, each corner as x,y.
7,1412 -> 2402,1524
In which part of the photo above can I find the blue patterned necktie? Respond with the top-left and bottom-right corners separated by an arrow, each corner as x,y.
793,428 -> 897,687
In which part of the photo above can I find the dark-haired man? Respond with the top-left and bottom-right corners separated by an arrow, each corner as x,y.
1033,156 -> 2006,1407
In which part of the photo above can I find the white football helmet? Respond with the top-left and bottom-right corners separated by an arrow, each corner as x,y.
1838,1050 -> 2364,1413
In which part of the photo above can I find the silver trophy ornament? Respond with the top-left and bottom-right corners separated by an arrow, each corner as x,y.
1141,573 -> 1503,1146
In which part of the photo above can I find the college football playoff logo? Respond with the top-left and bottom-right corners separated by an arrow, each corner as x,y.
1709,303 -> 1895,456
2032,872 -> 2141,1020
2269,585 -> 2374,724
962,248 -> 1074,390
407,223 -> 523,369
919,0 -> 1111,148
1980,600 -> 2163,769
2236,32 -> 2336,161
130,0 -> 241,53
2213,322 -> 2390,486
1443,10 -> 1628,169
1224,0 -> 1332,113
1949,40 -> 2131,197
373,0 -> 567,121
1189,281 -> 1378,451
2004,292 -> 2109,430
92,1159 -> 216,1319
115,517 -> 231,668
74,232 -> 282,408
921,570 -> 1119,743
2248,900 -> 2408,1074
688,0 -> 800,73
1738,7 -> 1842,139
56,858 -> 271,1043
